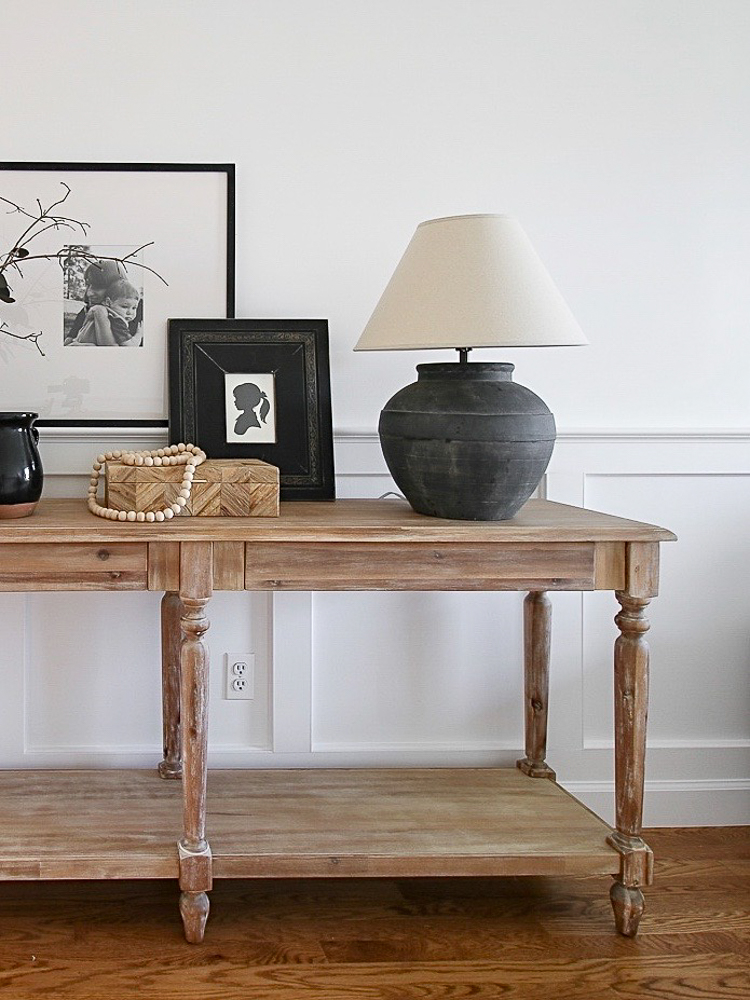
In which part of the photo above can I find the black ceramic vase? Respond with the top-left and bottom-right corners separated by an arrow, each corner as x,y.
378,362 -> 555,521
0,412 -> 43,518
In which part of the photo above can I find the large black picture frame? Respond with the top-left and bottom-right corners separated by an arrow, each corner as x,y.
0,161 -> 235,427
169,319 -> 334,500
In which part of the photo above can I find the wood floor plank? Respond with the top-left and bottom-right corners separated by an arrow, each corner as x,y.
647,826 -> 750,860
1,955 -> 748,1000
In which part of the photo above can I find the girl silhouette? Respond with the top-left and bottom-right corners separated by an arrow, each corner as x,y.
233,382 -> 271,435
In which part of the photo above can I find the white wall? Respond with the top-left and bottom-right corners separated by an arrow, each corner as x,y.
2,1 -> 749,825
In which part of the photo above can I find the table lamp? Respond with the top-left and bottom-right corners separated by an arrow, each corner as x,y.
354,214 -> 587,520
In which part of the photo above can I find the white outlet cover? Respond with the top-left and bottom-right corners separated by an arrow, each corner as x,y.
224,652 -> 255,700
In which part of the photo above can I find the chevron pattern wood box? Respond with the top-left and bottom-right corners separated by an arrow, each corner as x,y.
105,459 -> 279,517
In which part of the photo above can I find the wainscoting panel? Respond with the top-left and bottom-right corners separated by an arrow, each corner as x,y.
581,473 -> 750,749
0,426 -> 745,825
311,589 -> 524,753
15,587 -> 273,768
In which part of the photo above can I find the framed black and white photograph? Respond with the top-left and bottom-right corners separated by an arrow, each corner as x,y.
62,244 -> 145,348
169,319 -> 334,500
0,162 -> 235,426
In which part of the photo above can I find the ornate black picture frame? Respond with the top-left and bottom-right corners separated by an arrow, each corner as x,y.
169,319 -> 334,500
0,162 -> 235,427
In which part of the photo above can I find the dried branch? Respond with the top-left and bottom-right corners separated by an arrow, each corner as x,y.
11,244 -> 167,285
0,320 -> 45,356
0,184 -> 89,276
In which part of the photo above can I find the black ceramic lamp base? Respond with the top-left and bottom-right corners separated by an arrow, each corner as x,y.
378,362 -> 555,521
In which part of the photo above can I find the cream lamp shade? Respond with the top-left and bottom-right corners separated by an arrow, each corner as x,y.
354,214 -> 587,351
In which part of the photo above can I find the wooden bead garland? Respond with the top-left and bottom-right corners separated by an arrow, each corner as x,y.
87,443 -> 207,522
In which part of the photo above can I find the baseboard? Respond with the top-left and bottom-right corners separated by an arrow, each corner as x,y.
565,778 -> 750,828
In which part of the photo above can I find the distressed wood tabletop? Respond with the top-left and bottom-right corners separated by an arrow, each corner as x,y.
0,497 -> 676,544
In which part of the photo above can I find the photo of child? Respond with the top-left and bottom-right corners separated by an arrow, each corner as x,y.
63,248 -> 144,347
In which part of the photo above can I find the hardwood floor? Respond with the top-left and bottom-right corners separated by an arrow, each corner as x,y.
0,828 -> 747,999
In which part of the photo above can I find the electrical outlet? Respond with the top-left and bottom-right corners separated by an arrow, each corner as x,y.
224,652 -> 255,700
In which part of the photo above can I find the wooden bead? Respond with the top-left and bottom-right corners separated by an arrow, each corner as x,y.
88,443 -> 206,523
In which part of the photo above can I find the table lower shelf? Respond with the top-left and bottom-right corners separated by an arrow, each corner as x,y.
0,767 -> 619,881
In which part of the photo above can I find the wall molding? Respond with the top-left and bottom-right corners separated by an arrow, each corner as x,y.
22,743 -> 271,756
333,427 -> 750,440
312,740 -> 522,754
567,777 -> 750,795
40,426 -> 750,445
567,778 -> 750,828
39,426 -> 169,442
585,738 -> 750,751
556,428 -> 750,442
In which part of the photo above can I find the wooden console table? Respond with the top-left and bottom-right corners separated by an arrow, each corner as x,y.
0,498 -> 675,943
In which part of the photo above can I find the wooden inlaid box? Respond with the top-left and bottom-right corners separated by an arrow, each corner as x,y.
105,459 -> 279,517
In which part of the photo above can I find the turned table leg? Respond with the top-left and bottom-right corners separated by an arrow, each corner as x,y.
517,591 -> 555,779
158,592 -> 182,779
178,542 -> 213,944
607,542 -> 658,937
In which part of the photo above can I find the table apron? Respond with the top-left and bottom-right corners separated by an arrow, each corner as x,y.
0,543 -> 148,591
242,541 -> 620,591
0,540 -> 628,592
